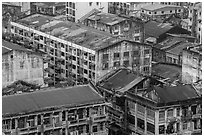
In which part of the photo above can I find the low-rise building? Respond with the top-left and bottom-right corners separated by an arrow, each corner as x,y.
96,68 -> 163,134
126,84 -> 202,135
182,44 -> 202,84
66,2 -> 109,22
80,11 -> 144,43
8,14 -> 151,86
152,34 -> 196,64
144,20 -> 190,44
188,2 -> 202,43
140,3 -> 184,21
31,2 -> 66,16
2,40 -> 45,88
2,84 -> 108,135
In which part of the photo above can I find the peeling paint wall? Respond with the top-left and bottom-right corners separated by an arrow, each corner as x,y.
96,41 -> 152,80
2,50 -> 44,88
182,50 -> 202,84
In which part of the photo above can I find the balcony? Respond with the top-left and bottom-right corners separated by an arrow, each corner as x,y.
124,27 -> 129,31
44,124 -> 53,131
128,124 -> 135,132
54,122 -> 63,128
93,115 -> 107,123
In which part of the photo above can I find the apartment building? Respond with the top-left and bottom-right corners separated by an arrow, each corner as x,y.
140,3 -> 184,21
2,84 -> 108,135
126,84 -> 202,135
2,40 -> 45,88
188,2 -> 202,43
30,2 -> 66,16
80,11 -> 144,43
108,2 -> 131,15
182,44 -> 202,84
66,2 -> 108,22
8,14 -> 151,86
96,68 -> 163,134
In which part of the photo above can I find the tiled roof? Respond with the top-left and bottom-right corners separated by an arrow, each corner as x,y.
100,68 -> 145,92
2,40 -> 33,54
154,84 -> 200,104
145,21 -> 173,38
2,85 -> 104,117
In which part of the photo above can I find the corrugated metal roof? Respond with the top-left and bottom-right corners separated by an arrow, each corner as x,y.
2,85 -> 104,117
101,69 -> 145,92
154,84 -> 200,104
145,21 -> 173,38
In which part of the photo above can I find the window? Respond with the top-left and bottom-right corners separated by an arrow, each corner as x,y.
103,54 -> 109,60
154,12 -> 157,14
178,9 -> 181,12
147,122 -> 155,134
123,60 -> 129,67
124,52 -> 129,57
183,122 -> 188,130
96,2 -> 99,6
137,118 -> 145,130
170,10 -> 172,13
113,61 -> 120,67
89,2 -> 92,6
93,125 -> 97,132
73,3 -> 75,9
143,66 -> 149,73
176,108 -> 180,116
114,53 -> 120,59
167,109 -> 173,118
20,61 -> 24,69
161,11 -> 164,14
159,111 -> 165,122
99,123 -> 103,131
137,104 -> 145,114
127,114 -> 135,125
133,50 -> 139,56
149,11 -> 151,14
102,62 -> 108,69
144,49 -> 149,55
159,125 -> 165,134
191,105 -> 197,115
144,58 -> 150,65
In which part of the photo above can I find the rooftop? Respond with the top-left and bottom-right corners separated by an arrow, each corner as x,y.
145,21 -> 173,38
2,40 -> 34,55
2,84 -> 104,117
16,14 -> 145,51
152,63 -> 181,81
141,3 -> 182,11
100,68 -> 146,92
32,2 -> 65,8
166,42 -> 194,55
87,12 -> 127,25
154,84 -> 200,104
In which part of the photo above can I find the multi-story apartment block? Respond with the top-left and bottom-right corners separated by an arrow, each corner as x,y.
30,2 -> 66,16
140,3 -> 184,21
2,40 -> 45,88
2,84 -> 108,135
108,2 -> 131,15
8,14 -> 151,86
96,68 -> 163,134
66,2 -> 108,22
182,44 -> 202,84
80,11 -> 144,43
188,2 -> 202,43
126,84 -> 202,135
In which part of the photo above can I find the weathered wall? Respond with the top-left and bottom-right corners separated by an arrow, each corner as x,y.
2,50 -> 44,88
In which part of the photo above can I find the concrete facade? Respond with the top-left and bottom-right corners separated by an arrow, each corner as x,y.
2,49 -> 44,88
182,45 -> 202,84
